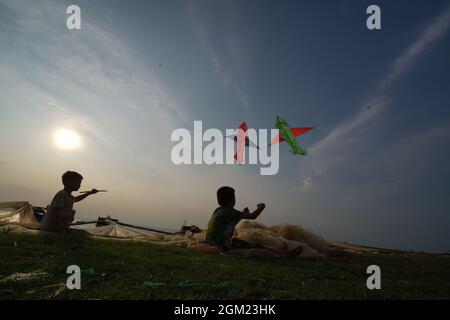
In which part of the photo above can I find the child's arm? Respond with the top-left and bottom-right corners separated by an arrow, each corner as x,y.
73,189 -> 98,202
241,203 -> 265,219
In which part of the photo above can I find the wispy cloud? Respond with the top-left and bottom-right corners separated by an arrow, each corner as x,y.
187,0 -> 250,111
298,4 -> 450,192
381,5 -> 450,90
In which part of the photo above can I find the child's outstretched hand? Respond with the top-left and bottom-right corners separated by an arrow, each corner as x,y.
257,203 -> 266,210
89,188 -> 99,195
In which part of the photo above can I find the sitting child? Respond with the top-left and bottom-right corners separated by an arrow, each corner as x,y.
205,186 -> 265,250
39,171 -> 99,232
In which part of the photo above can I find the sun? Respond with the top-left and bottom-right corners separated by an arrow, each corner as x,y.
54,129 -> 81,150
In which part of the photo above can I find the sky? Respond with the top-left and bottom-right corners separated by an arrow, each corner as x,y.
1,0 -> 450,252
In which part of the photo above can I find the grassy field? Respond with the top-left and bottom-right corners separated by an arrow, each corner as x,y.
1,230 -> 449,300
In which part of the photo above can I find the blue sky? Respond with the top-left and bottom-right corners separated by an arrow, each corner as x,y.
1,0 -> 449,252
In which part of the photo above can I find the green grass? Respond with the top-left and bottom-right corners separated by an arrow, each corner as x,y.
1,231 -> 449,299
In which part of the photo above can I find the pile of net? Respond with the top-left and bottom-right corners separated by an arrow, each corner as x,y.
234,221 -> 330,259
232,221 -> 357,259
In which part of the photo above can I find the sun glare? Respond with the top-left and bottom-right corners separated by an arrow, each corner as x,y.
54,129 -> 81,150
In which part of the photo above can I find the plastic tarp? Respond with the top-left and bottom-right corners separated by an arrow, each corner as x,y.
85,224 -> 145,238
0,202 -> 40,229
84,223 -> 205,247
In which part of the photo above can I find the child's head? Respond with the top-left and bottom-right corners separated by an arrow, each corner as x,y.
62,171 -> 83,191
217,186 -> 235,207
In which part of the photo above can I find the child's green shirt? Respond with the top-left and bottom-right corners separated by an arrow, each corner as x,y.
205,207 -> 243,248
